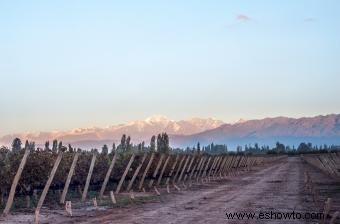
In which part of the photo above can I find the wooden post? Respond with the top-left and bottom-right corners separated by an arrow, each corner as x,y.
201,157 -> 212,178
3,149 -> 30,216
154,186 -> 160,196
65,201 -> 72,216
99,153 -> 117,198
126,153 -> 147,192
165,154 -> 179,185
93,197 -> 98,208
221,156 -> 231,176
148,154 -> 165,188
222,156 -> 231,175
138,153 -> 155,190
323,198 -> 332,223
60,152 -> 80,204
34,209 -> 39,224
216,156 -> 227,177
207,157 -> 218,179
194,157 -> 206,179
116,153 -> 135,194
226,156 -> 236,176
183,156 -> 195,181
129,190 -> 135,200
173,184 -> 180,191
213,156 -> 224,177
177,155 -> 191,183
36,151 -> 63,213
110,191 -> 116,204
157,155 -> 171,186
81,152 -> 97,202
189,156 -> 201,180
173,155 -> 186,183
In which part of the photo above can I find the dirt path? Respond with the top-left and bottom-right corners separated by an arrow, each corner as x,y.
68,157 -> 318,224
4,156 -> 339,224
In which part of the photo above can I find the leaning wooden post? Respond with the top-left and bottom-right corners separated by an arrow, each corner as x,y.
157,155 -> 171,186
183,156 -> 195,181
60,152 -> 80,204
126,153 -> 147,192
201,156 -> 212,179
81,151 -> 97,202
190,156 -> 202,180
207,157 -> 218,179
138,153 -> 155,190
116,153 -> 135,194
148,154 -> 165,188
173,155 -> 186,183
177,155 -> 191,183
3,148 -> 30,216
222,156 -> 232,176
110,191 -> 116,204
165,154 -> 179,185
209,156 -> 219,179
35,151 -> 64,216
213,156 -> 223,177
99,153 -> 117,198
194,157 -> 206,179
218,157 -> 228,177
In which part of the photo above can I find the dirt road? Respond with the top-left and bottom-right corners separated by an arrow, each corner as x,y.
69,157 -> 323,224
4,156 -> 339,224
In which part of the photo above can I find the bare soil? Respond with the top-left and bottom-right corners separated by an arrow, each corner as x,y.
2,157 -> 340,224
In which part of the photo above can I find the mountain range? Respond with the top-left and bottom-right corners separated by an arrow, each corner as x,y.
1,114 -> 339,149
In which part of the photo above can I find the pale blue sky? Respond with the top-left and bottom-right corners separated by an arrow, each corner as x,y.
0,0 -> 339,136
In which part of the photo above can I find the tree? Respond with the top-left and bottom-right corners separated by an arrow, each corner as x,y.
102,144 -> 108,155
197,142 -> 201,154
111,142 -> 116,154
237,146 -> 242,153
156,133 -> 169,153
11,138 -> 22,152
68,144 -> 73,152
297,142 -> 311,153
44,141 -> 50,151
150,135 -> 156,151
0,145 -> 10,153
120,134 -> 126,151
156,134 -> 162,151
28,141 -> 35,151
52,139 -> 58,152
126,136 -> 131,151
275,142 -> 285,153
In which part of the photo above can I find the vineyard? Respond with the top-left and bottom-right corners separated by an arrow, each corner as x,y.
0,141 -> 340,223
0,141 -> 284,221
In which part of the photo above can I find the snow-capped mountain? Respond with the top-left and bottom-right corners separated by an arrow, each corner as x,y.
2,114 -> 339,149
172,114 -> 340,148
0,115 -> 224,147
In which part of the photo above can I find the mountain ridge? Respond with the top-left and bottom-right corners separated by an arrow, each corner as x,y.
0,115 -> 224,147
1,114 -> 339,149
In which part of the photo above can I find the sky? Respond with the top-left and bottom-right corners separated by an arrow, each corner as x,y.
0,0 -> 340,136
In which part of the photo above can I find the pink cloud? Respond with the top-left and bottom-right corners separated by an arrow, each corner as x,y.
236,14 -> 251,22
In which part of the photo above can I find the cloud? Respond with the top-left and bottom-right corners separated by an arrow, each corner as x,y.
304,17 -> 317,22
236,14 -> 251,22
